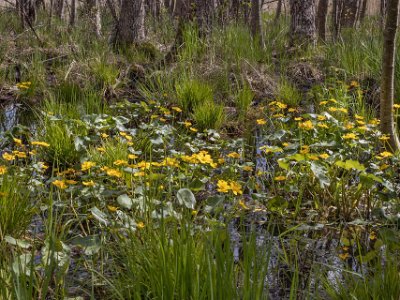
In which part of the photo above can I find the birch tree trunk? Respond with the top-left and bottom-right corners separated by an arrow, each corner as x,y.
380,0 -> 400,151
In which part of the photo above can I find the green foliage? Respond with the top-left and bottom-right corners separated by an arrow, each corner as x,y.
193,100 -> 225,131
235,86 -> 254,119
0,174 -> 33,240
278,79 -> 303,107
176,79 -> 214,112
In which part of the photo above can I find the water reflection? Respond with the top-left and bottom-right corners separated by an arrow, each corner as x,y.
0,102 -> 36,137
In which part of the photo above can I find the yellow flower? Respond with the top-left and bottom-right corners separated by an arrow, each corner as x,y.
101,133 -> 109,138
299,120 -> 314,130
345,122 -> 354,130
31,141 -> 50,147
308,155 -> 319,161
172,106 -> 182,112
13,138 -> 23,146
217,180 -> 231,193
189,127 -> 198,132
128,154 -> 138,159
106,168 -> 122,178
97,147 -> 106,153
379,151 -> 393,158
0,165 -> 7,175
107,205 -> 118,212
369,232 -> 377,240
288,108 -> 298,113
227,152 -> 241,159
317,115 -> 326,121
65,180 -> 78,185
230,181 -> 243,195
349,81 -> 359,88
358,126 -> 368,131
317,123 -> 329,129
273,113 -> 285,118
242,165 -> 253,172
274,175 -> 286,181
183,121 -> 192,127
300,145 -> 310,154
294,117 -> 303,121
238,199 -> 249,210
393,104 -> 400,109
13,151 -> 27,158
369,118 -> 380,125
319,101 -> 328,105
276,102 -> 287,109
83,180 -> 96,187
339,253 -> 350,260
256,119 -> 267,125
2,153 -> 15,161
119,131 -> 127,137
137,222 -> 145,229
356,120 -> 365,125
342,133 -> 358,140
328,107 -> 337,112
319,153 -> 330,159
52,180 -> 67,189
81,161 -> 96,171
379,135 -> 390,141
114,160 -> 128,166
355,114 -> 364,120
282,142 -> 289,147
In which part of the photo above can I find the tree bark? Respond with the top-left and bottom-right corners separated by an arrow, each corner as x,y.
111,0 -> 146,46
290,0 -> 316,47
316,0 -> 329,41
53,0 -> 64,18
274,0 -> 282,24
380,0 -> 400,151
359,0 -> 368,22
341,0 -> 359,27
69,0 -> 76,27
251,0 -> 264,47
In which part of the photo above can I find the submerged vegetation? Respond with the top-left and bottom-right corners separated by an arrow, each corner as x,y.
0,2 -> 400,299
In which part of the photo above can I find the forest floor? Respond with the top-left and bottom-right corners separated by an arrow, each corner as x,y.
0,11 -> 400,300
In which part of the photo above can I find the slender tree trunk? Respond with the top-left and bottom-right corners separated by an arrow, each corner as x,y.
381,0 -> 388,26
332,0 -> 344,39
69,0 -> 76,27
274,0 -> 282,24
359,0 -> 368,22
316,0 -> 329,41
251,0 -> 264,47
380,0 -> 400,151
290,0 -> 316,47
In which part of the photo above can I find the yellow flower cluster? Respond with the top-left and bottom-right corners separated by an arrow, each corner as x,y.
181,151 -> 217,168
298,120 -> 314,130
81,161 -> 96,171
217,180 -> 243,195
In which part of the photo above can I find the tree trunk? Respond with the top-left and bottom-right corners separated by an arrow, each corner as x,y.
274,0 -> 282,24
69,0 -> 76,27
340,0 -> 359,27
250,0 -> 264,47
53,0 -> 64,18
381,0 -> 388,25
359,0 -> 368,22
111,0 -> 146,46
316,0 -> 329,41
380,0 -> 400,151
290,0 -> 316,47
332,0 -> 344,39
